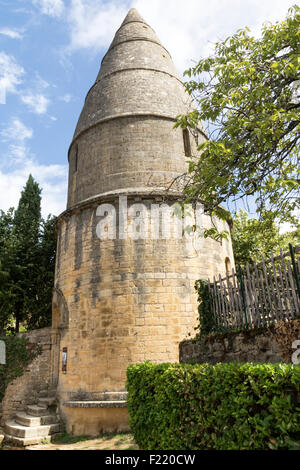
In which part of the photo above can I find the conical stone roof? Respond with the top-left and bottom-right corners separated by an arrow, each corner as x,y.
119,7 -> 150,27
73,8 -> 192,140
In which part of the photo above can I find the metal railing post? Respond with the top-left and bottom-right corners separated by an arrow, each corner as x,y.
237,264 -> 248,329
289,243 -> 300,301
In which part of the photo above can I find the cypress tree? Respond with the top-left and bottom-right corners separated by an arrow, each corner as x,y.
26,215 -> 57,329
12,174 -> 42,332
0,208 -> 15,333
0,175 -> 57,333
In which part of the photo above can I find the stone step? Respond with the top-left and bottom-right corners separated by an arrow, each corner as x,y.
38,397 -> 56,407
4,433 -> 52,447
38,389 -> 57,398
15,411 -> 58,427
5,419 -> 60,439
27,405 -> 50,417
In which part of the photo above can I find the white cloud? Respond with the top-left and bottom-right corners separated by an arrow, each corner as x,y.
0,52 -> 24,103
18,74 -> 52,115
5,144 -> 30,165
61,0 -> 297,74
1,118 -> 33,165
131,0 -> 298,74
1,118 -> 33,142
0,162 -> 68,216
34,74 -> 50,90
32,0 -> 65,18
21,93 -> 50,114
61,93 -> 72,103
0,28 -> 23,39
65,0 -> 129,52
0,119 -> 67,215
0,117 -> 67,216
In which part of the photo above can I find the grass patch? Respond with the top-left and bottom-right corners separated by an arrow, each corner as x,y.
51,432 -> 91,445
113,434 -> 133,446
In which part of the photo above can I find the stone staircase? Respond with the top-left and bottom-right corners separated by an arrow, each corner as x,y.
4,388 -> 61,447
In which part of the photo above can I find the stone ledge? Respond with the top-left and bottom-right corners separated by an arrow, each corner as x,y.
66,391 -> 128,401
63,401 -> 127,409
56,187 -> 186,226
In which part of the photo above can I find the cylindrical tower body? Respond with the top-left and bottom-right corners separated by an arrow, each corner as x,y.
52,9 -> 234,435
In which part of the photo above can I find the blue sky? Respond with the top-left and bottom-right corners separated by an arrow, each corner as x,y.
0,0 -> 296,218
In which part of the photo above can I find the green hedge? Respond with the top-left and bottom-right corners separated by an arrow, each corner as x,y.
126,362 -> 300,450
0,336 -> 40,402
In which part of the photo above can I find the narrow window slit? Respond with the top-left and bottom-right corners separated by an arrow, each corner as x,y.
183,129 -> 191,157
74,144 -> 78,173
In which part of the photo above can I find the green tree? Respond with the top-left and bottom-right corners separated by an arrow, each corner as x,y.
26,215 -> 57,330
232,209 -> 300,266
11,174 -> 42,332
176,5 -> 299,229
0,208 -> 15,333
0,175 -> 57,333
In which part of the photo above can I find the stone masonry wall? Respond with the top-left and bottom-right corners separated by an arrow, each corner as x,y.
54,194 -> 234,402
0,327 -> 52,425
68,116 -> 201,207
180,319 -> 300,365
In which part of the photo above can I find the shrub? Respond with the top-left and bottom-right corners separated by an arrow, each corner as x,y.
126,362 -> 300,450
194,279 -> 218,336
0,336 -> 40,402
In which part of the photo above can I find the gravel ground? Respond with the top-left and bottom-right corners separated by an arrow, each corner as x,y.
1,432 -> 139,451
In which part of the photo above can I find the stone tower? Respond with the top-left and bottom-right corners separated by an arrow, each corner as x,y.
52,8 -> 234,435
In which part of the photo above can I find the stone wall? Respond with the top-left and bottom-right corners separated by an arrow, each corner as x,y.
68,116 -> 203,207
54,193 -> 234,404
180,319 -> 300,365
0,327 -> 52,425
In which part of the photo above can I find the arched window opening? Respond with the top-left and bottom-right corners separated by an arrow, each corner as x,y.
183,129 -> 191,157
225,257 -> 232,274
52,287 -> 69,330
